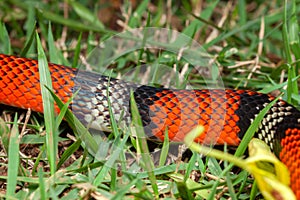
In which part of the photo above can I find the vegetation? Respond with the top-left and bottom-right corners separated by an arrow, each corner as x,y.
0,0 -> 299,199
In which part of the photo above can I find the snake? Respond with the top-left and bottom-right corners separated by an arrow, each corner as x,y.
0,54 -> 299,197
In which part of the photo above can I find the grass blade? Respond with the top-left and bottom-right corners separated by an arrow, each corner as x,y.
36,32 -> 57,175
38,9 -> 112,33
20,21 -> 36,57
6,114 -> 20,199
130,90 -> 158,198
234,96 -> 281,157
159,129 -> 169,167
57,139 -> 82,169
48,88 -> 98,155
38,168 -> 46,200
72,32 -> 82,68
0,23 -> 11,54
68,0 -> 104,29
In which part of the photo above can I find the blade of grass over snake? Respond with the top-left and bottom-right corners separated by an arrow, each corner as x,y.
93,77 -> 129,186
130,90 -> 159,198
36,32 -> 57,175
44,85 -> 76,130
234,95 -> 281,157
48,89 -> 98,155
159,128 -> 169,167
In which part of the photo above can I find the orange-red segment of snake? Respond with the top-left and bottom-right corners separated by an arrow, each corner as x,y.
280,128 -> 300,198
148,89 -> 242,145
0,55 -> 75,113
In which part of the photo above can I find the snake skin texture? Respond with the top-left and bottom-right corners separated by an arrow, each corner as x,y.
0,54 -> 300,197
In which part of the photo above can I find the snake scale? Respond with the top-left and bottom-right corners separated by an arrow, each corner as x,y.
0,54 -> 299,197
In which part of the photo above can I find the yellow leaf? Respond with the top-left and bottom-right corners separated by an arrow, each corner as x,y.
247,138 -> 295,200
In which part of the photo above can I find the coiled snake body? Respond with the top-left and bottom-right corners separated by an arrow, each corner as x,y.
0,54 -> 299,197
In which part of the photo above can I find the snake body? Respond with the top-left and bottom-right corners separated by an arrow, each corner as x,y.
0,54 -> 299,197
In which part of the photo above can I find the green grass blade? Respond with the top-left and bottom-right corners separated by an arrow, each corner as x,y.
38,9 -> 112,33
278,0 -> 299,106
111,179 -> 138,200
288,0 -> 300,60
45,85 -> 77,130
176,181 -> 194,200
282,0 -> 292,63
93,131 -> 129,186
57,138 -> 82,169
36,32 -> 57,174
38,168 -> 46,200
0,23 -> 11,54
68,0 -> 104,29
287,64 -> 295,103
128,0 -> 149,27
20,21 -> 36,57
21,6 -> 36,55
72,32 -> 82,68
237,0 -> 247,26
234,96 -> 281,157
47,88 -> 98,155
158,129 -> 169,167
226,172 -> 237,200
47,22 -> 71,66
184,152 -> 196,182
6,114 -> 20,199
93,79 -> 129,185
130,90 -> 158,198
48,22 -> 60,64
32,144 -> 46,177
0,118 -> 10,154
183,0 -> 219,38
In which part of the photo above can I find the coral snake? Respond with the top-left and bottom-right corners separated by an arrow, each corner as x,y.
0,54 -> 299,197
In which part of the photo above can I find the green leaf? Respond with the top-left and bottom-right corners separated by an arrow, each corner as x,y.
247,139 -> 295,200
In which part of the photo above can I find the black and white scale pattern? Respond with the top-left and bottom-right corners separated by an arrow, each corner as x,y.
236,92 -> 300,155
71,70 -> 137,132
